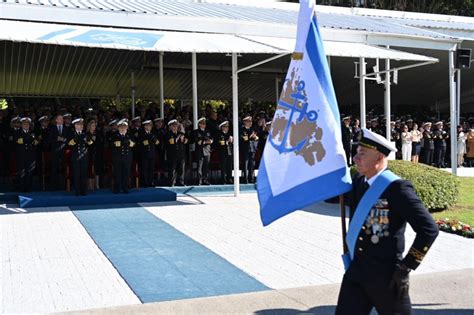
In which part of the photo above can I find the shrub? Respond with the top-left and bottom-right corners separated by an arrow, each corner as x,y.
351,160 -> 460,211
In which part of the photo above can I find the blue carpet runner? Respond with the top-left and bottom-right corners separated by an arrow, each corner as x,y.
71,204 -> 268,303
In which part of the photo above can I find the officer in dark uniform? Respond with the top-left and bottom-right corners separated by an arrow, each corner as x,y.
68,118 -> 92,196
110,119 -> 135,194
422,122 -> 434,166
48,114 -> 71,190
7,116 -> 21,179
130,116 -> 141,165
191,117 -> 213,185
336,128 -> 439,315
351,119 -> 362,165
13,118 -> 38,192
35,115 -> 50,180
341,116 -> 352,166
240,116 -> 259,184
153,118 -> 167,182
165,119 -> 188,186
433,121 -> 447,168
105,119 -> 118,144
215,121 -> 233,184
138,120 -> 159,187
368,118 -> 383,135
63,113 -> 72,128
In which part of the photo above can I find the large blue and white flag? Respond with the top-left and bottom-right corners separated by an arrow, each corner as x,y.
257,0 -> 352,226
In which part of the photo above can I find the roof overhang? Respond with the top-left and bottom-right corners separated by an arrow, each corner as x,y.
0,19 -> 438,62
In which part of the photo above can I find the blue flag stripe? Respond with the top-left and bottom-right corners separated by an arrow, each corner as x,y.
308,15 -> 340,121
258,159 -> 351,226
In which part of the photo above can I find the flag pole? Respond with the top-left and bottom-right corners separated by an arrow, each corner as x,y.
339,195 -> 348,253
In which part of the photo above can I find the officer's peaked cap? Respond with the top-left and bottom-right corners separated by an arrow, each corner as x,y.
117,119 -> 128,126
359,128 -> 397,156
168,119 -> 178,126
142,120 -> 152,125
20,117 -> 32,123
72,118 -> 84,125
218,121 -> 229,128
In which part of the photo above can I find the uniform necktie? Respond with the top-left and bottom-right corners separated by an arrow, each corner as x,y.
362,181 -> 370,195
59,125 -> 62,135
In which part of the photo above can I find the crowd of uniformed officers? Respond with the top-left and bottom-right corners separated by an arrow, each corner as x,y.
340,114 -> 474,168
1,107 -> 271,194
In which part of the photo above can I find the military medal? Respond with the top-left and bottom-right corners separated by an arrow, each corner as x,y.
371,235 -> 379,244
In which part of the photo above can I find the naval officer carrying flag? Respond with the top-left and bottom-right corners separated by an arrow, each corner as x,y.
337,129 -> 438,314
257,1 -> 439,314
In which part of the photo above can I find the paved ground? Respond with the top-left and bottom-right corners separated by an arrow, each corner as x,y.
443,167 -> 474,177
66,269 -> 474,314
1,194 -> 473,314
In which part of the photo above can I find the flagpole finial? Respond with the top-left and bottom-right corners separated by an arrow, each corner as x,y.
292,52 -> 304,60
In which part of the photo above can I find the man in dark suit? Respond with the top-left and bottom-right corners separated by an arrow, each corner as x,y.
13,118 -> 38,192
47,114 -> 71,190
138,120 -> 159,187
68,118 -> 92,196
110,119 -> 134,194
191,117 -> 213,185
336,128 -> 439,315
240,116 -> 259,184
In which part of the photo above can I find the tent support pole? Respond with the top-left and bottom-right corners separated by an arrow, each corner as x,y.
159,52 -> 164,119
449,48 -> 457,175
456,46 -> 461,126
359,57 -> 366,129
232,52 -> 240,197
192,52 -> 198,129
384,47 -> 391,141
131,71 -> 136,118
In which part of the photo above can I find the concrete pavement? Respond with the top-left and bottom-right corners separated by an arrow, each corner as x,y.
65,269 -> 474,314
1,193 -> 473,314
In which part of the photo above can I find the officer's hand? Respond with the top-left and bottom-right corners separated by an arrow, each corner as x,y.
389,264 -> 410,300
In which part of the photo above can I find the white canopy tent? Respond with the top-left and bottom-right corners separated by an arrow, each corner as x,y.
1,0 -> 470,190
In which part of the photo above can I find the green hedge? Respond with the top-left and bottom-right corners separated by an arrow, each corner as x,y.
351,160 -> 460,211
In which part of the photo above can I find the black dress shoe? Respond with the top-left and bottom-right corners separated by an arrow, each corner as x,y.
176,183 -> 185,187
203,181 -> 210,185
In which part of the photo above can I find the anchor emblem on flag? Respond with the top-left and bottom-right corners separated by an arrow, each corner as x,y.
269,80 -> 318,154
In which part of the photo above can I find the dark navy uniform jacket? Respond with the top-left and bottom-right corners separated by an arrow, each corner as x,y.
138,130 -> 159,159
214,131 -> 233,156
347,173 -> 439,283
13,129 -> 38,155
67,131 -> 92,162
422,130 -> 435,149
191,128 -> 212,158
240,127 -> 259,153
433,129 -> 448,148
110,131 -> 134,157
164,131 -> 187,160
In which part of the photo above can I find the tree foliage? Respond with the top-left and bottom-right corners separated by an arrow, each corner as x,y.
285,0 -> 474,16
